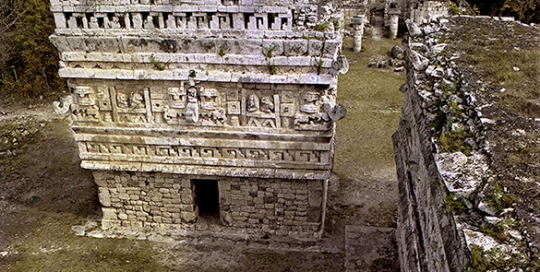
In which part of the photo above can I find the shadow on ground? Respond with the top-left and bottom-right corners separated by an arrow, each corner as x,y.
0,35 -> 404,272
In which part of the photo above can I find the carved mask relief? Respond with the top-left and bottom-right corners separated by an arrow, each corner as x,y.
247,94 -> 260,113
260,96 -> 274,113
74,86 -> 96,106
167,87 -> 186,109
72,86 -> 100,122
300,92 -> 320,114
67,82 -> 341,130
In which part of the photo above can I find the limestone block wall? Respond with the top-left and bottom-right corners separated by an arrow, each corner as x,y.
49,0 -> 345,80
93,171 -> 326,238
218,178 -> 325,237
94,171 -> 198,229
393,19 -> 468,272
409,0 -> 448,24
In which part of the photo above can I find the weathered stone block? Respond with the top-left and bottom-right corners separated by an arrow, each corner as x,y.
181,211 -> 197,223
308,189 -> 322,206
102,207 -> 118,220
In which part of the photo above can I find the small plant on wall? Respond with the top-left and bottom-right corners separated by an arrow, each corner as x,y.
262,45 -> 277,75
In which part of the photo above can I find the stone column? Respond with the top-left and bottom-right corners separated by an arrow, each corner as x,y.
389,9 -> 401,39
351,15 -> 364,53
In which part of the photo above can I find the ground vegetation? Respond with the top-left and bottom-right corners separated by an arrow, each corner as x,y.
463,0 -> 540,23
0,0 -> 66,102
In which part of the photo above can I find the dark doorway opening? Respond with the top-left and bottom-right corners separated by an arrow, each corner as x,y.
193,179 -> 219,216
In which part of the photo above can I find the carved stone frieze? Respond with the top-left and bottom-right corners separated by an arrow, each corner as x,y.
66,80 -> 342,132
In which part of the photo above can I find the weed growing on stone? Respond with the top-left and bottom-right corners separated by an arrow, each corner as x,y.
444,193 -> 467,215
479,220 -> 510,243
267,61 -> 277,75
439,127 -> 472,155
484,182 -> 518,215
329,18 -> 341,30
467,244 -> 540,271
150,54 -> 167,71
217,46 -> 226,57
261,45 -> 275,59
315,23 -> 330,32
314,58 -> 324,75
262,45 -> 277,75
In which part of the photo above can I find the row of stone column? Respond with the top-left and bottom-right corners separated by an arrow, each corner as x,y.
349,10 -> 399,52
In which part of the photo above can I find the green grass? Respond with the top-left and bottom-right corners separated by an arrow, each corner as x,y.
334,37 -> 404,180
451,20 -> 540,119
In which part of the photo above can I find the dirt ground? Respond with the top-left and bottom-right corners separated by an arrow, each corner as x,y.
0,36 -> 403,272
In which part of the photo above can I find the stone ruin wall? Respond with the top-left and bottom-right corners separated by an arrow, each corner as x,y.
393,18 -> 471,271
340,0 -> 368,26
394,16 -> 539,271
50,0 -> 347,239
408,0 -> 448,24
95,171 -> 325,236
393,56 -> 470,272
383,0 -> 449,37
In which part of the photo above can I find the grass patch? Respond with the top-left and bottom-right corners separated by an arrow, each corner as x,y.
439,127 -> 472,155
150,54 -> 168,71
479,220 -> 511,243
1,210 -> 170,272
444,193 -> 467,215
484,182 -> 518,215
334,37 -> 404,179
467,244 -> 540,271
452,20 -> 540,119
315,23 -> 331,32
242,251 -> 342,272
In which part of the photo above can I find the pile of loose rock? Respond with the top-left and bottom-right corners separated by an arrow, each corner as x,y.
404,17 -> 534,269
367,45 -> 405,72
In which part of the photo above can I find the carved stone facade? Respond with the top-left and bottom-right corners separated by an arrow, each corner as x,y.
50,0 -> 346,238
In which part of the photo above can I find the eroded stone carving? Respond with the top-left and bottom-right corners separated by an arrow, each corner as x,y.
50,0 -> 346,239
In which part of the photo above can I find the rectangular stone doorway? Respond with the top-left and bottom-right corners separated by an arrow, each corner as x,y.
193,179 -> 220,218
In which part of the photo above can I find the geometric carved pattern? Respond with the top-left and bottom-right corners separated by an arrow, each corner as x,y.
82,142 -> 328,164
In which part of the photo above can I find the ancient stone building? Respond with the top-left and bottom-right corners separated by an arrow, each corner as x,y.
49,0 -> 347,239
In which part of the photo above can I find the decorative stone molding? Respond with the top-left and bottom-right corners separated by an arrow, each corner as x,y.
50,0 -> 346,238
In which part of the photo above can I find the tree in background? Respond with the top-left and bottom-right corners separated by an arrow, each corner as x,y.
0,0 -> 66,102
0,0 -> 22,86
465,0 -> 539,23
500,0 -> 539,23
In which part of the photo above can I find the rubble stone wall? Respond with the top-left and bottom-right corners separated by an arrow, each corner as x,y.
393,63 -> 469,271
94,170 -> 326,238
409,0 -> 448,24
393,18 -> 469,272
394,16 -> 540,271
